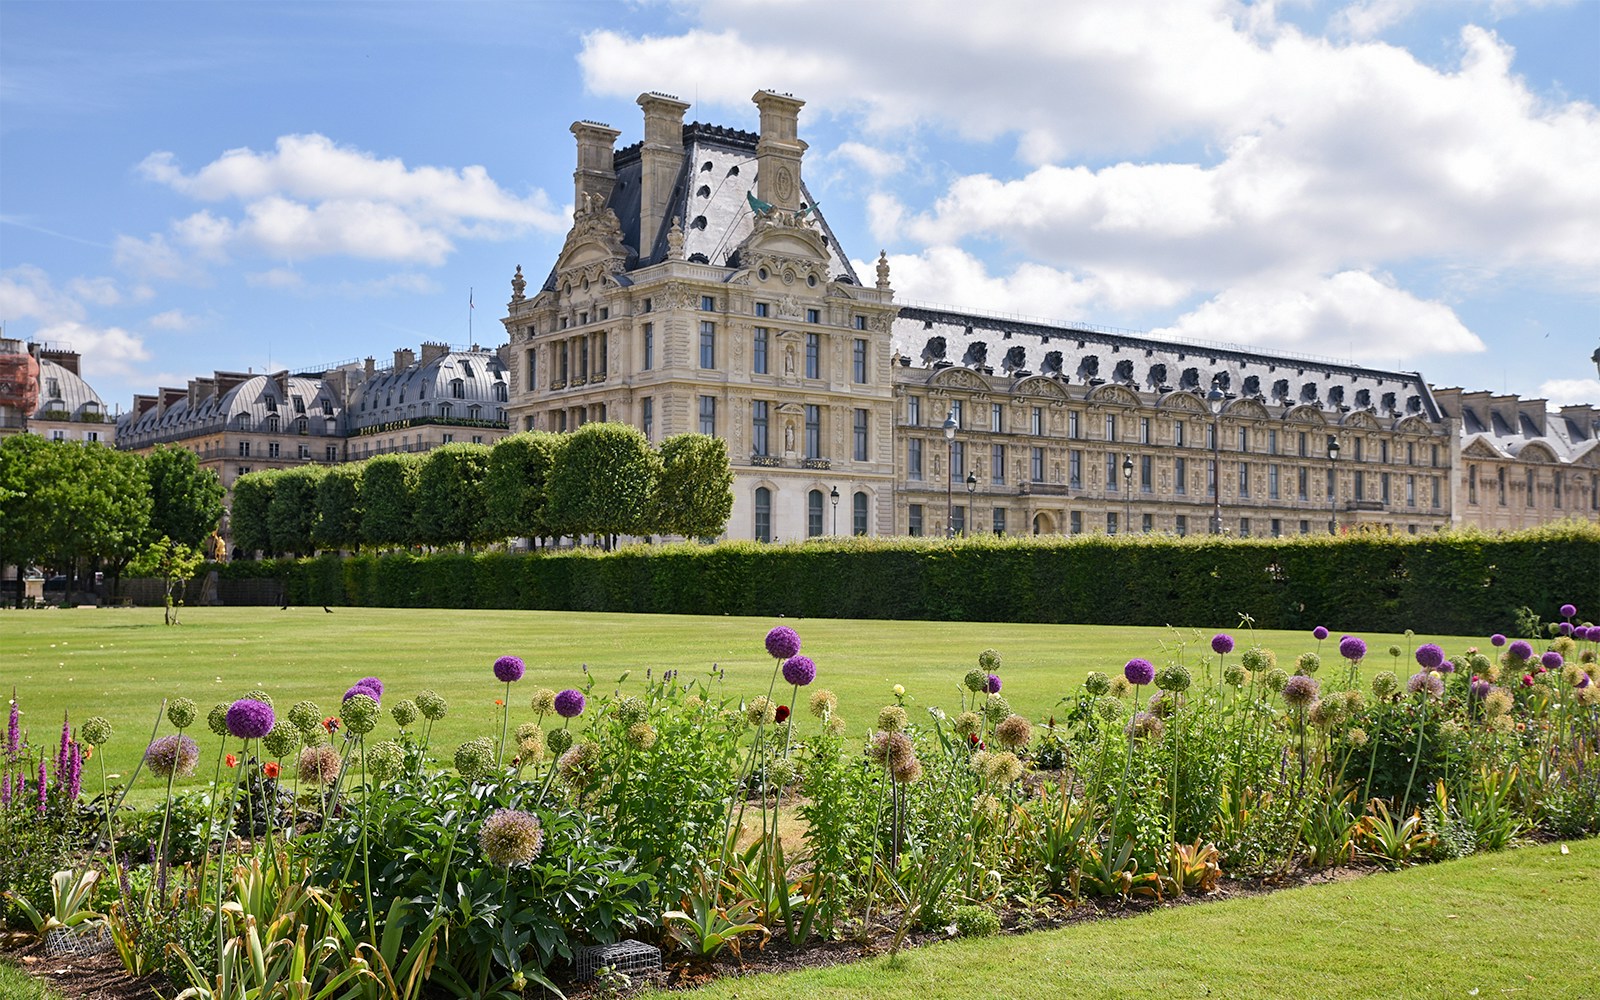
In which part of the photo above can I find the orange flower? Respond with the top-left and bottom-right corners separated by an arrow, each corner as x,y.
225,753 -> 239,768
82,746 -> 94,762
495,699 -> 504,707
323,716 -> 341,733
263,761 -> 281,779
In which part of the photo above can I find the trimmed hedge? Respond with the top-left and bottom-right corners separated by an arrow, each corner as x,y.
212,522 -> 1600,634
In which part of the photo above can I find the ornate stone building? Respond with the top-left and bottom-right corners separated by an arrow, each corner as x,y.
1433,388 -> 1600,529
0,338 -> 113,445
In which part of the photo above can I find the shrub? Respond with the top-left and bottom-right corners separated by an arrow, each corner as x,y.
952,904 -> 1000,938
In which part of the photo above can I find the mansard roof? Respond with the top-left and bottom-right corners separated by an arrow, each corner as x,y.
348,349 -> 508,429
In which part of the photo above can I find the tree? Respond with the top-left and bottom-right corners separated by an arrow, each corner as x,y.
653,433 -> 735,539
0,434 -> 55,606
267,466 -> 325,556
128,536 -> 206,624
41,443 -> 150,593
361,454 -> 421,549
230,471 -> 275,556
545,423 -> 661,545
414,444 -> 493,547
313,462 -> 364,551
145,444 -> 224,549
485,432 -> 562,544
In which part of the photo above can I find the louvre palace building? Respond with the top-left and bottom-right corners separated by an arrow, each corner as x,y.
499,89 -> 1599,543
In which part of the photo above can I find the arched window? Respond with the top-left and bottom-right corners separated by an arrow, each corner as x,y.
467,404 -> 482,421
451,379 -> 465,399
438,402 -> 452,419
853,491 -> 869,536
754,487 -> 772,542
264,414 -> 279,433
807,490 -> 824,537
295,417 -> 308,435
494,382 -> 508,402
238,413 -> 251,431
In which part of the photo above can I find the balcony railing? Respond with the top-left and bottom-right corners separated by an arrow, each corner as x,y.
751,454 -> 782,468
801,458 -> 831,470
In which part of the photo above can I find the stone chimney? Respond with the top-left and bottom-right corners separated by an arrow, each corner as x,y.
364,356 -> 376,379
215,371 -> 249,397
420,341 -> 450,366
188,376 -> 215,410
158,387 -> 185,415
132,393 -> 158,418
752,90 -> 807,212
394,348 -> 416,370
637,92 -> 690,254
571,120 -> 622,217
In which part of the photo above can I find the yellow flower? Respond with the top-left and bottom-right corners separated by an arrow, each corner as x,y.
892,684 -> 906,697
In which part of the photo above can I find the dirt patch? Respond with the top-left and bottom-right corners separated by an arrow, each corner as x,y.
1,938 -> 164,1000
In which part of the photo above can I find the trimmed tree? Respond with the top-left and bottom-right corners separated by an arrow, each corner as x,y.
653,433 -> 734,539
145,444 -> 225,549
229,471 -> 276,557
485,432 -> 563,545
414,443 -> 494,547
267,466 -> 326,557
361,454 -> 421,550
545,422 -> 660,546
314,462 -> 365,551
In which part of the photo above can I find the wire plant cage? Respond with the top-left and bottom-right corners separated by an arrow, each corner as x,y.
574,939 -> 662,982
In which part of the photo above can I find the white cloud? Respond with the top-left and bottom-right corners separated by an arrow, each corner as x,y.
113,232 -> 201,282
30,320 -> 151,379
244,267 -> 438,298
1536,377 -> 1600,407
146,309 -> 196,331
1330,0 -> 1422,39
0,265 -> 84,323
830,142 -> 905,179
131,133 -> 567,268
0,266 -> 152,383
1150,271 -> 1487,362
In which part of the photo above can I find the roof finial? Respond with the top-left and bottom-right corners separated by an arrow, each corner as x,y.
510,264 -> 526,303
875,249 -> 891,291
666,217 -> 685,261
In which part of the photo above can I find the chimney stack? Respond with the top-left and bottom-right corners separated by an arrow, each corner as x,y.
420,341 -> 449,366
394,348 -> 416,370
752,91 -> 807,212
571,120 -> 622,217
364,356 -> 376,379
637,92 -> 690,255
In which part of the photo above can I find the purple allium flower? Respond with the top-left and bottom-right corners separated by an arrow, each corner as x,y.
1414,643 -> 1445,670
1561,604 -> 1577,619
1283,674 -> 1320,708
1312,626 -> 1329,641
357,677 -> 384,696
553,689 -> 586,719
493,655 -> 526,684
765,626 -> 802,660
987,673 -> 1003,694
479,808 -> 544,867
343,684 -> 380,704
1541,651 -> 1564,671
782,655 -> 817,687
1470,679 -> 1492,700
1124,658 -> 1155,686
1438,657 -> 1458,674
1508,640 -> 1534,662
1407,671 -> 1445,699
144,733 -> 200,778
1338,636 -> 1367,662
225,699 -> 275,740
1573,626 -> 1589,641
1558,622 -> 1573,637
1212,633 -> 1235,655
1490,633 -> 1506,647
1580,673 -> 1591,689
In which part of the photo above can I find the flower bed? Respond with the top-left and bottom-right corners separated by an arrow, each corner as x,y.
2,603 -> 1597,998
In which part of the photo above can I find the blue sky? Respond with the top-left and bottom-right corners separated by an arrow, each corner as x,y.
2,0 -> 1596,413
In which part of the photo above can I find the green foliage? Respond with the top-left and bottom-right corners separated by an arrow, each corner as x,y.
229,471 -> 276,555
483,432 -> 561,542
951,904 -> 1000,938
145,444 -> 225,549
313,461 -> 364,551
127,536 -> 206,624
413,443 -> 493,546
267,466 -> 326,556
360,454 -> 420,549
654,433 -> 734,539
545,422 -> 661,542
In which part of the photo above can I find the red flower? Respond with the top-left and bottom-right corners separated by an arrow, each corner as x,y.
495,699 -> 504,707
775,705 -> 791,723
263,761 -> 280,779
225,753 -> 238,768
323,716 -> 341,733
969,734 -> 980,745
1523,674 -> 1535,687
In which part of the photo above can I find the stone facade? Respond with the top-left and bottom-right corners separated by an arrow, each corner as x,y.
0,338 -> 113,445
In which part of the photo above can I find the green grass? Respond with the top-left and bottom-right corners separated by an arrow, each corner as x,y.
0,959 -> 60,999
2,606 -> 1487,787
639,839 -> 1600,1000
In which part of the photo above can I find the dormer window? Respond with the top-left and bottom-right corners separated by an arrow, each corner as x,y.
451,379 -> 465,399
493,382 -> 508,402
467,404 -> 482,420
238,413 -> 251,431
293,395 -> 305,414
264,395 -> 278,412
46,378 -> 61,398
461,360 -> 475,378
264,414 -> 280,433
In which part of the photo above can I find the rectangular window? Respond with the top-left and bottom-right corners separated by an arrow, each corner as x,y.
1468,465 -> 1478,504
805,333 -> 820,378
993,507 -> 1007,535
952,441 -> 966,478
1407,474 -> 1417,506
1142,513 -> 1153,534
908,503 -> 924,537
805,307 -> 820,323
853,408 -> 868,462
1406,442 -> 1415,465
1106,452 -> 1118,492
1268,429 -> 1277,455
751,401 -> 769,456
1208,459 -> 1217,497
698,395 -> 716,436
909,439 -> 923,480
1381,440 -> 1390,464
1070,510 -> 1083,534
1175,456 -> 1187,495
755,302 -> 769,318
1299,431 -> 1308,457
1238,462 -> 1250,497
1140,454 -> 1152,492
1239,517 -> 1251,537
1270,518 -> 1282,538
1525,470 -> 1535,507
1069,411 -> 1081,439
699,321 -> 715,369
268,442 -> 280,458
700,295 -> 715,311
1431,444 -> 1440,467
440,435 -> 453,446
1354,438 -> 1364,462
805,405 -> 821,459
1328,466 -> 1336,501
1069,450 -> 1081,488
1238,427 -> 1249,452
1207,423 -> 1216,449
1031,407 -> 1043,435
853,338 -> 868,383
1140,418 -> 1151,444
992,444 -> 1006,484
296,444 -> 309,459
1107,512 -> 1119,535
326,445 -> 339,462
239,441 -> 250,457
526,349 -> 537,389
753,327 -> 768,374
1269,464 -> 1280,499
1381,472 -> 1391,504
1032,447 -> 1045,483
1174,420 -> 1186,447
1432,476 -> 1442,508
1298,467 -> 1309,501
991,402 -> 1004,433
951,400 -> 964,428
908,396 -> 921,425
952,505 -> 966,536
641,323 -> 653,370
1354,470 -> 1366,501
642,397 -> 654,441
1300,519 -> 1310,535
1105,414 -> 1117,442
854,314 -> 867,330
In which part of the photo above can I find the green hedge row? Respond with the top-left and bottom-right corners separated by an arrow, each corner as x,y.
214,522 -> 1600,634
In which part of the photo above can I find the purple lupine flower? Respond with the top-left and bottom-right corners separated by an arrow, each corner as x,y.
1,773 -> 11,808
1490,633 -> 1506,647
492,656 -> 526,684
1339,636 -> 1367,662
554,689 -> 586,719
6,699 -> 19,759
1508,640 -> 1533,662
358,676 -> 384,696
37,757 -> 47,814
1125,658 -> 1155,686
987,673 -> 1003,694
782,655 -> 817,687
226,699 -> 275,740
1312,626 -> 1329,641
1212,633 -> 1235,655
65,740 -> 82,803
1560,604 -> 1577,619
1541,651 -> 1564,671
1414,643 -> 1445,670
765,626 -> 802,660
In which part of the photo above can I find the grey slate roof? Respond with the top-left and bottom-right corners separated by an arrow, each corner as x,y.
33,359 -> 105,420
348,350 -> 508,429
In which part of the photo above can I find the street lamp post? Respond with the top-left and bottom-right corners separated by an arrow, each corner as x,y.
1327,437 -> 1341,535
1207,388 -> 1225,534
943,411 -> 958,538
829,485 -> 839,536
965,471 -> 977,536
1122,453 -> 1134,533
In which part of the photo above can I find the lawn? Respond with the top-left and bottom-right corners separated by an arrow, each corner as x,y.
2,606 -> 1491,785
639,838 -> 1600,1000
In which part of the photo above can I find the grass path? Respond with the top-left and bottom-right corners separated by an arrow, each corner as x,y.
640,838 -> 1600,1000
2,606 -> 1489,785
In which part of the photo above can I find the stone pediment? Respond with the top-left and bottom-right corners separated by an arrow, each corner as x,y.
1342,410 -> 1381,430
554,207 -> 628,282
1012,375 -> 1070,402
929,366 -> 988,391
1514,441 -> 1559,464
1227,398 -> 1271,421
1086,383 -> 1139,407
1158,390 -> 1207,414
739,220 -> 830,287
1395,414 -> 1431,434
1460,437 -> 1506,460
1282,404 -> 1328,425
